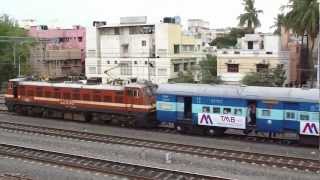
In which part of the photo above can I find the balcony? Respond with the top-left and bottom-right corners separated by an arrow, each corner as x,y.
217,49 -> 289,59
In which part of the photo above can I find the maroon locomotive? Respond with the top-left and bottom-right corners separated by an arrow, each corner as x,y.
5,78 -> 157,127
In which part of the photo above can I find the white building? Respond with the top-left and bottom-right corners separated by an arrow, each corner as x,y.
217,33 -> 289,84
86,17 -> 203,84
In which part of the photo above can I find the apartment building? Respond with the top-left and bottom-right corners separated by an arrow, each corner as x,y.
86,17 -> 203,84
28,25 -> 86,79
217,34 -> 289,84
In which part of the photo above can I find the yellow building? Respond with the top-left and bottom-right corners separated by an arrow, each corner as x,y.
217,34 -> 289,84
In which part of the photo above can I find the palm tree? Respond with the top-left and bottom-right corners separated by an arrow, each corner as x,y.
284,0 -> 319,85
271,14 -> 286,35
238,0 -> 263,33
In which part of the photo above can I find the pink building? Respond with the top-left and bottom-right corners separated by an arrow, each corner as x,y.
28,25 -> 86,79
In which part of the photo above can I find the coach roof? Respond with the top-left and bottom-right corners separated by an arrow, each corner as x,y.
156,83 -> 319,103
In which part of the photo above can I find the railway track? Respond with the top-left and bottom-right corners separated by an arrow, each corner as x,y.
0,144 -> 227,180
0,121 -> 319,173
0,173 -> 32,180
0,108 -> 306,148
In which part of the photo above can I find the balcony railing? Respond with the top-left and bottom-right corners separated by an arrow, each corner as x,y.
217,49 -> 289,58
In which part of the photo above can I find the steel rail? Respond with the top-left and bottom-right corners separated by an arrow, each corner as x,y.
0,121 -> 319,173
0,143 -> 229,180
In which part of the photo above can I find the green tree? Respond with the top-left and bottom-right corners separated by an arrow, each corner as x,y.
0,14 -> 32,89
210,28 -> 248,48
283,0 -> 319,84
238,0 -> 263,33
199,55 -> 222,84
242,66 -> 286,87
271,14 -> 286,35
169,71 -> 194,83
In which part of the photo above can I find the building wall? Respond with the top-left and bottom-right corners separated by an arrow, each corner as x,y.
85,21 -> 202,84
217,53 -> 289,83
217,33 -> 289,84
28,25 -> 86,79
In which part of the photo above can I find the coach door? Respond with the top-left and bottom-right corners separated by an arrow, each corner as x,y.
177,96 -> 192,120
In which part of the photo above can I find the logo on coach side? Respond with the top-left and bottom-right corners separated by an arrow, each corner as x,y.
300,122 -> 319,136
200,114 -> 213,125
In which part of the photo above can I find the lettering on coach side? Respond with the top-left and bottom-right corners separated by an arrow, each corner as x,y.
198,113 -> 246,129
300,121 -> 320,136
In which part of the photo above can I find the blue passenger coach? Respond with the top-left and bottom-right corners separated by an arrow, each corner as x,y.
156,84 -> 319,144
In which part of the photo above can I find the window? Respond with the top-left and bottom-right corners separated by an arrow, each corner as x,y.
223,108 -> 231,114
107,61 -> 110,64
78,37 -> 83,42
300,113 -> 309,121
184,63 -> 188,71
114,27 -> 120,35
256,64 -> 269,72
145,61 -> 148,65
114,61 -> 118,64
128,89 -> 140,97
158,68 -> 167,76
213,107 -> 220,114
262,110 -> 271,116
174,44 -> 180,54
174,64 -> 179,72
202,106 -> 210,113
248,41 -> 253,49
227,64 -> 239,73
120,61 -> 132,75
142,40 -> 146,47
88,67 -> 96,74
234,109 -> 243,116
286,112 -> 295,119
134,61 -> 138,65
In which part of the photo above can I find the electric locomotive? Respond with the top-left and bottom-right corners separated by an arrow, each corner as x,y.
5,78 -> 157,127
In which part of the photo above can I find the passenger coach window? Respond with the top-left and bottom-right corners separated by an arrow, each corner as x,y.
262,110 -> 271,116
286,112 -> 295,119
234,109 -> 242,116
213,107 -> 220,114
223,108 -> 231,114
202,106 -> 210,113
300,113 -> 309,121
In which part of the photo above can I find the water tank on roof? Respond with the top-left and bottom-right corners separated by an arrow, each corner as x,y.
163,17 -> 175,24
174,16 -> 181,24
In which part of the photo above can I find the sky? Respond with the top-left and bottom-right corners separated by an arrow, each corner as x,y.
1,0 -> 289,32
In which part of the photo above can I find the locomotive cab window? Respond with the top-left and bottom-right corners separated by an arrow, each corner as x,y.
127,89 -> 139,97
213,107 -> 220,114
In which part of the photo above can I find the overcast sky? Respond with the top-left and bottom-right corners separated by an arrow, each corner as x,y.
1,0 -> 289,32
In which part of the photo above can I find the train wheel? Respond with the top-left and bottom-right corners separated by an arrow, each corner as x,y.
174,124 -> 185,133
206,127 -> 226,136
